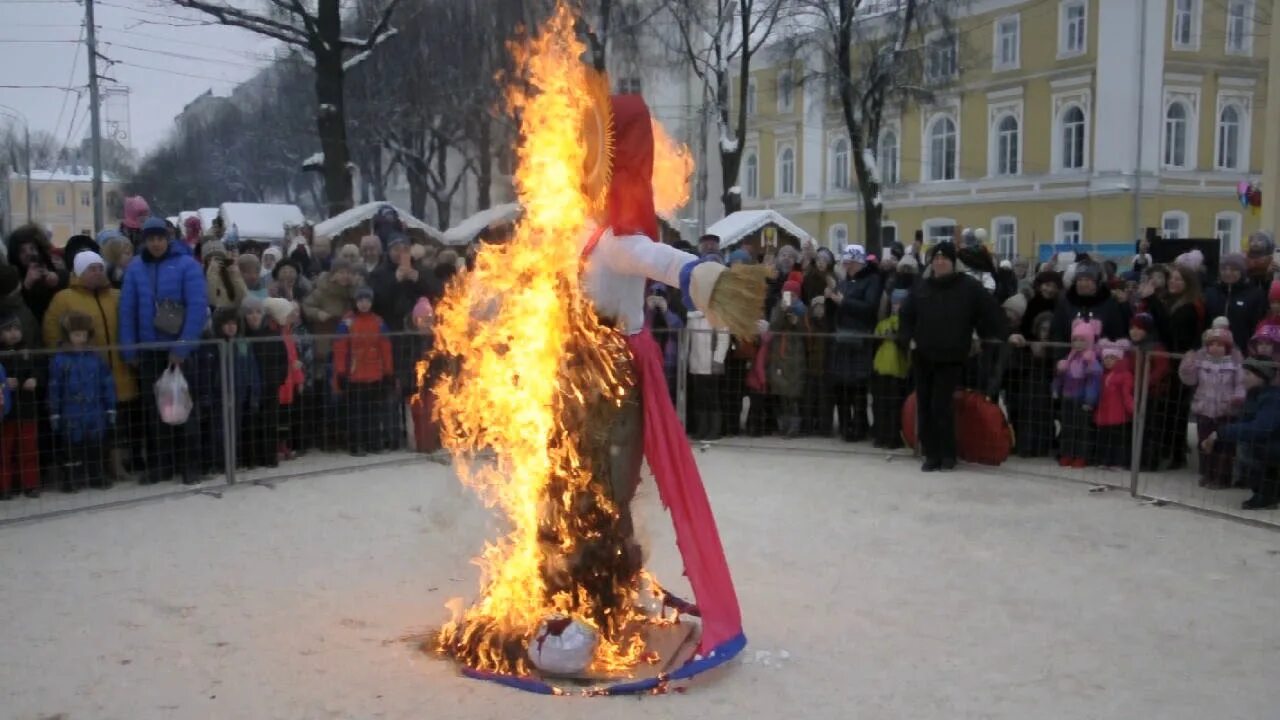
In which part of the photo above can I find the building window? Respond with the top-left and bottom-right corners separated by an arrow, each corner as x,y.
992,217 -> 1017,259
1215,211 -> 1242,253
830,137 -> 850,191
1172,0 -> 1200,49
80,192 -> 90,207
926,115 -> 957,182
744,152 -> 759,199
1162,211 -> 1189,239
777,145 -> 795,196
30,189 -> 39,208
926,33 -> 958,82
878,129 -> 899,185
1163,102 -> 1190,168
995,115 -> 1020,176
1055,213 -> 1083,244
55,189 -> 66,207
746,78 -> 757,116
924,219 -> 957,245
881,222 -> 898,248
1060,1 -> 1087,56
1226,0 -> 1252,54
994,15 -> 1020,70
829,223 -> 848,250
617,77 -> 643,95
1059,105 -> 1087,171
777,71 -> 794,113
1216,104 -> 1243,170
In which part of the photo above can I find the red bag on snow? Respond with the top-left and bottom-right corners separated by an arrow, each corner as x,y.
900,389 -> 1013,466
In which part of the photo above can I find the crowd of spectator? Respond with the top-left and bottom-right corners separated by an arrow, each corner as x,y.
0,201 -> 452,500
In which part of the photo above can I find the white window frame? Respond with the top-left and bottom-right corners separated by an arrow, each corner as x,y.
1161,88 -> 1201,171
777,71 -> 795,114
1171,0 -> 1201,51
923,218 -> 958,245
925,30 -> 958,83
829,223 -> 849,251
743,150 -> 759,199
1226,0 -> 1254,55
1161,210 -> 1190,239
988,99 -> 1023,177
1163,101 -> 1191,169
878,124 -> 900,186
746,78 -> 758,116
1058,0 -> 1088,58
881,221 -> 899,248
55,189 -> 66,207
1215,91 -> 1253,172
923,111 -> 960,183
993,14 -> 1020,71
829,135 -> 851,192
80,191 -> 90,207
777,142 -> 796,196
991,216 -> 1018,259
1215,211 -> 1242,254
1052,96 -> 1091,173
1055,212 -> 1084,244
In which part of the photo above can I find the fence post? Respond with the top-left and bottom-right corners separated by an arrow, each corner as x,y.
676,328 -> 689,428
1129,349 -> 1151,497
221,339 -> 237,486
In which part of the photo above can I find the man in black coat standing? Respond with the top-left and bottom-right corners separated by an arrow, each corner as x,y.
900,242 -> 1007,471
1204,252 -> 1267,350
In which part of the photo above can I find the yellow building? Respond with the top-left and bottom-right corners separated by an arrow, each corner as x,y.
6,170 -> 124,247
738,0 -> 1272,262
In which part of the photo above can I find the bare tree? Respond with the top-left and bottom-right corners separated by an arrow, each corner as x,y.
1,126 -> 62,173
662,0 -> 789,215
168,0 -> 403,217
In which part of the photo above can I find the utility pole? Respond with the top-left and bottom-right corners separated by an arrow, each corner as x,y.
85,0 -> 104,230
1131,0 -> 1149,246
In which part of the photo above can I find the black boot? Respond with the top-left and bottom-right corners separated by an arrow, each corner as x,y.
1242,494 -> 1279,510
921,458 -> 942,472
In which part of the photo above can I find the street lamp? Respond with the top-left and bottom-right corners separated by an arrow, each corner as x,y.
0,104 -> 33,225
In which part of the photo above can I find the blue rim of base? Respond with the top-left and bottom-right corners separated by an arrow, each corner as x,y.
456,593 -> 747,696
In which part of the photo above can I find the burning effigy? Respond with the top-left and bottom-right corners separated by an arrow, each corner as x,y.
430,2 -> 768,695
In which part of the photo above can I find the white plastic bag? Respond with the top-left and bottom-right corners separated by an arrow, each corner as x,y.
155,365 -> 193,426
528,616 -> 598,675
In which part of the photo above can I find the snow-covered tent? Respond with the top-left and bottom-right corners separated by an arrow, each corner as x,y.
197,208 -> 220,234
313,202 -> 443,249
442,203 -> 523,246
218,202 -> 306,245
708,210 -> 811,251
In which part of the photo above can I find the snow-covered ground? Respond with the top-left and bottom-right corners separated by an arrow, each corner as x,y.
2,445 -> 1278,719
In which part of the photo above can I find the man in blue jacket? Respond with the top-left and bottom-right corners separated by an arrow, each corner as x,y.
1202,358 -> 1280,510
119,217 -> 208,485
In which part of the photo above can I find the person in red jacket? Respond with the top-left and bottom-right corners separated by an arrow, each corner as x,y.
1095,339 -> 1136,468
333,286 -> 394,457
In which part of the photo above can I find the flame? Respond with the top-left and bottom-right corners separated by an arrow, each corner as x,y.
432,3 -> 662,678
651,119 -> 694,218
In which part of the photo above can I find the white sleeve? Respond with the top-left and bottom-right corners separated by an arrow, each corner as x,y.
713,328 -> 730,364
595,232 -> 698,288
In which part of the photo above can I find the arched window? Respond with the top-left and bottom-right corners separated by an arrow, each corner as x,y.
778,146 -> 795,196
744,153 -> 759,199
996,115 -> 1019,175
1164,102 -> 1189,168
927,115 -> 957,181
831,138 -> 850,190
1217,104 -> 1242,170
878,130 -> 899,186
1060,106 -> 1086,170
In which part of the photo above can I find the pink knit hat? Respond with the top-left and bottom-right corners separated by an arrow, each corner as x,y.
1099,338 -> 1131,361
1070,318 -> 1101,346
1203,326 -> 1234,350
122,196 -> 150,230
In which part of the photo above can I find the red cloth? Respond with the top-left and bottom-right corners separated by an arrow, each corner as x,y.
1094,366 -> 1135,426
278,325 -> 305,406
333,312 -> 393,387
582,95 -> 659,258
627,329 -> 742,653
1,419 -> 40,493
746,334 -> 770,394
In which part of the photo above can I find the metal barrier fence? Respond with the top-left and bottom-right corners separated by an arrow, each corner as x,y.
0,330 -> 435,524
676,328 -> 1280,527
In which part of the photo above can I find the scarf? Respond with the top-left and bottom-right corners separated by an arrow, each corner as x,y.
279,325 -> 305,405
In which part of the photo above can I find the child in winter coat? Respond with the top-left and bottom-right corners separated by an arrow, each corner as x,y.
263,297 -> 306,460
767,300 -> 807,437
1204,358 -> 1280,510
1094,339 -> 1135,468
1052,318 -> 1103,468
1254,280 -> 1280,336
1179,324 -> 1246,487
333,286 -> 394,457
242,298 -> 287,469
0,312 -> 42,495
1247,325 -> 1280,366
47,312 -> 117,490
1008,311 -> 1057,458
871,289 -> 910,449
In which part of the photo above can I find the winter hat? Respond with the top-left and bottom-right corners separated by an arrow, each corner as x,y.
1001,292 -> 1028,319
1174,249 -> 1204,271
95,228 -> 123,246
1211,315 -> 1231,331
1220,252 -> 1247,274
897,255 -> 919,274
261,246 -> 283,265
890,288 -> 909,306
1248,325 -> 1280,353
1203,325 -> 1234,350
386,234 -> 410,252
354,286 -> 375,302
999,259 -> 1013,271
263,297 -> 296,326
0,265 -> 20,297
728,249 -> 754,266
888,241 -> 905,260
140,216 -> 168,238
240,296 -> 265,316
1073,262 -> 1101,284
0,312 -> 22,331
1247,230 -> 1275,258
122,196 -> 150,230
781,278 -> 803,297
411,297 -> 434,326
1034,270 -> 1063,289
329,257 -> 355,276
785,300 -> 807,317
201,240 -> 227,262
960,227 -> 987,248
1070,318 -> 1100,346
1130,313 -> 1155,334
1099,338 -> 1131,361
212,306 -> 240,330
1243,357 -> 1277,384
928,241 -> 957,265
1121,270 -> 1142,284
183,215 -> 202,238
1269,280 -> 1280,303
73,250 -> 105,277
64,234 -> 99,269
271,258 -> 300,280
61,311 -> 94,338
841,244 -> 868,264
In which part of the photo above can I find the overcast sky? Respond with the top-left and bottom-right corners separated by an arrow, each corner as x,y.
0,0 -> 281,160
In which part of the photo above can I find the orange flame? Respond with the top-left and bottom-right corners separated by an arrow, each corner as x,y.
651,119 -> 694,218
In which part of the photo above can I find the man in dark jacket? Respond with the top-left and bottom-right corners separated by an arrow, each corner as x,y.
826,244 -> 882,441
6,224 -> 69,323
1050,262 -> 1127,343
1204,252 -> 1267,350
900,242 -> 1007,471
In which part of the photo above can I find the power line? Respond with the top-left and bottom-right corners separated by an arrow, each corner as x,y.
113,59 -> 258,84
0,39 -> 82,43
0,84 -> 84,89
49,22 -> 85,161
101,39 -> 269,69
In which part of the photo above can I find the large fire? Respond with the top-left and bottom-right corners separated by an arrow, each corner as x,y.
431,4 -> 691,680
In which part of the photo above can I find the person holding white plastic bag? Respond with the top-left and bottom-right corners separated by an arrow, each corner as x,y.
119,217 -> 208,485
